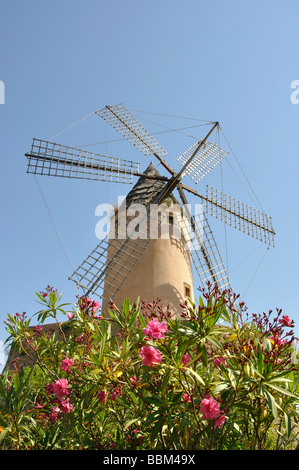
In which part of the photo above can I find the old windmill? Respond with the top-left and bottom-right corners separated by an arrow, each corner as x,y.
25,103 -> 275,316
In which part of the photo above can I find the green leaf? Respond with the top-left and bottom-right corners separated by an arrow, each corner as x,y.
146,409 -> 162,424
138,311 -> 147,329
150,415 -> 165,443
187,367 -> 205,386
256,341 -> 264,373
213,383 -> 230,394
284,412 -> 292,438
206,334 -> 222,350
124,418 -> 140,431
143,395 -> 164,406
264,382 -> 297,398
262,386 -> 278,419
162,370 -> 172,395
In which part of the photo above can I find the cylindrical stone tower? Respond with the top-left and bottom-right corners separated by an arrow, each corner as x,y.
101,163 -> 194,318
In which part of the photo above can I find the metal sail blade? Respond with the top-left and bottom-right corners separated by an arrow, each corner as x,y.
183,211 -> 231,291
69,235 -> 152,300
25,138 -> 140,184
69,202 -> 162,300
204,186 -> 275,247
95,103 -> 169,158
177,139 -> 228,184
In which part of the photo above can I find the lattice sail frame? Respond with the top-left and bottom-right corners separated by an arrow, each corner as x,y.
96,103 -> 169,157
182,211 -> 231,291
70,202 -> 162,299
26,138 -> 140,184
204,186 -> 275,247
177,139 -> 229,184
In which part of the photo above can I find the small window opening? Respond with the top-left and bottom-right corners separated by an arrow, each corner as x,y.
184,283 -> 191,298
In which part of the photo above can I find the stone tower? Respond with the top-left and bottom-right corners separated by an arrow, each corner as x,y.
101,163 -> 194,318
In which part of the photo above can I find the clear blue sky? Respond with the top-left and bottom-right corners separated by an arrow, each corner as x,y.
1,0 -> 299,367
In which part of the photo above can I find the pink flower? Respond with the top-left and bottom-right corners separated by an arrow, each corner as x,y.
49,406 -> 61,422
51,379 -> 69,399
139,345 -> 162,367
92,301 -> 100,314
200,395 -> 221,420
110,387 -> 122,401
142,318 -> 169,339
67,312 -> 75,320
59,398 -> 73,414
182,354 -> 191,366
183,393 -> 191,403
97,391 -> 108,404
279,315 -> 294,327
60,357 -> 74,373
129,376 -> 141,387
213,357 -> 227,368
214,413 -> 226,429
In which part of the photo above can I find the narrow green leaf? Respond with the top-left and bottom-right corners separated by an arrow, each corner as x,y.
206,334 -> 222,350
151,415 -> 165,443
187,367 -> 205,385
284,412 -> 292,438
213,383 -> 229,394
256,341 -> 263,373
138,311 -> 147,329
124,418 -> 140,431
162,370 -> 172,395
265,382 -> 297,398
263,387 -> 278,420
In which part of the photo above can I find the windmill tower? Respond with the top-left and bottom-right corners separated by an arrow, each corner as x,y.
25,104 -> 276,318
101,162 -> 194,316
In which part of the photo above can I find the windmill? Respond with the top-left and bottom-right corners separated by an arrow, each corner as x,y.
25,103 -> 275,316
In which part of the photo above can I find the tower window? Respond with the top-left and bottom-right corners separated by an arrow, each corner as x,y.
184,283 -> 191,298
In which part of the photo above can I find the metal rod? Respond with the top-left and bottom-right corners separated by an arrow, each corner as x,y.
176,183 -> 219,287
180,183 -> 275,237
155,122 -> 219,205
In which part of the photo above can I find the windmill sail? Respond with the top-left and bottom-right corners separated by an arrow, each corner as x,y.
70,232 -> 152,299
96,103 -> 169,158
26,138 -> 140,184
183,211 -> 231,291
204,186 -> 275,247
70,201 -> 161,299
177,139 -> 228,184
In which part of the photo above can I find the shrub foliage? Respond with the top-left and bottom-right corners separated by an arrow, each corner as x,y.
1,283 -> 298,450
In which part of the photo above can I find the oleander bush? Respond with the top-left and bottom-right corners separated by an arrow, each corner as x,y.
0,283 -> 298,450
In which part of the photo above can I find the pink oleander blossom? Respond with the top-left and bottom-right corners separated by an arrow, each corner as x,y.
279,315 -> 294,327
214,413 -> 226,429
200,395 -> 221,420
139,345 -> 162,366
59,398 -> 73,414
51,379 -> 70,399
182,353 -> 191,366
213,357 -> 227,368
67,312 -> 75,320
49,406 -> 61,422
142,318 -> 168,339
97,391 -> 108,404
183,393 -> 192,403
60,357 -> 75,373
